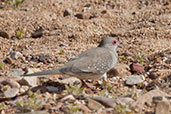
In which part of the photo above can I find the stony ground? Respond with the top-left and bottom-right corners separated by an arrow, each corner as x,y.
0,0 -> 170,114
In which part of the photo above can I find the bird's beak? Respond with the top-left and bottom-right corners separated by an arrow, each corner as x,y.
118,44 -> 122,48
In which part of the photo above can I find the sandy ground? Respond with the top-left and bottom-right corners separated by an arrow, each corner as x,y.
0,0 -> 170,113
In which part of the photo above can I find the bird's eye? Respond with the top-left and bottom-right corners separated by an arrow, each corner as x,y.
112,40 -> 117,45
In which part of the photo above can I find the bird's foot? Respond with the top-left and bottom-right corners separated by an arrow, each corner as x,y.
103,79 -> 108,83
81,80 -> 96,90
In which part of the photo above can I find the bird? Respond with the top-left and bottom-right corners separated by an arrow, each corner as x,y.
23,36 -> 121,85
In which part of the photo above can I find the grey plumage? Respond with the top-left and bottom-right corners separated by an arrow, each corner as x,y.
24,36 -> 121,80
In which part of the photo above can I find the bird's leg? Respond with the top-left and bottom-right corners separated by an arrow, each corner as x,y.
81,80 -> 96,90
102,73 -> 108,83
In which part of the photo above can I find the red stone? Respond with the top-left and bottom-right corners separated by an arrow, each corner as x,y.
130,63 -> 145,74
75,13 -> 92,19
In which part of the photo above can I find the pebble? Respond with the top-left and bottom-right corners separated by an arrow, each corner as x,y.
101,10 -> 107,14
32,27 -> 43,38
155,97 -> 170,114
164,56 -> 171,64
19,86 -> 29,93
131,89 -> 170,108
0,31 -> 9,39
4,87 -> 19,98
117,97 -> 134,106
130,63 -> 145,74
3,57 -> 12,64
10,51 -> 23,59
57,57 -> 66,63
46,86 -> 59,93
152,96 -> 163,104
2,79 -> 20,88
59,77 -> 80,85
87,98 -> 104,110
8,69 -> 25,76
126,75 -> 145,85
88,96 -> 134,108
19,76 -> 39,87
60,95 -> 75,102
18,69 -> 39,87
148,71 -> 159,80
89,96 -> 117,108
108,63 -> 131,77
63,9 -> 73,17
75,12 -> 92,19
78,103 -> 91,113
31,54 -> 49,63
84,3 -> 91,8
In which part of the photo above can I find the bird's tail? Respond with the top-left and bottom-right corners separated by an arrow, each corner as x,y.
23,68 -> 62,77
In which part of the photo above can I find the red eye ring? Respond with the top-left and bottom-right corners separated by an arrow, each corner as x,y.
112,40 -> 117,45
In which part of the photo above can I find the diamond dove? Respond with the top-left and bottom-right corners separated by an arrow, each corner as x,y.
23,36 -> 121,82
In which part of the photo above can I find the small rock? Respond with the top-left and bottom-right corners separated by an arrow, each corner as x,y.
3,57 -> 12,64
23,68 -> 34,75
152,96 -> 163,104
84,3 -> 91,7
87,98 -> 105,110
4,87 -> 19,98
116,97 -> 134,106
31,54 -> 49,63
155,97 -> 170,114
75,12 -> 92,19
108,63 -> 131,77
148,71 -> 159,80
59,77 -> 80,85
19,77 -> 39,87
38,54 -> 48,63
0,31 -> 9,39
32,27 -> 43,38
0,4 -> 5,9
46,86 -> 59,93
10,51 -> 23,59
89,96 -> 116,108
57,57 -> 66,63
78,103 -> 91,113
126,75 -> 145,85
6,76 -> 22,82
30,86 -> 48,93
8,69 -> 25,76
165,56 -> 171,64
88,96 -> 134,108
101,10 -> 107,14
130,63 -> 145,74
19,86 -> 29,93
60,95 -> 75,102
131,89 -> 170,108
121,52 -> 132,56
19,70 -> 39,87
63,9 -> 73,17
42,103 -> 52,110
2,79 -> 20,88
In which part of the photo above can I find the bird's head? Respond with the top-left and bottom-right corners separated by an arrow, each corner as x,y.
98,36 -> 122,50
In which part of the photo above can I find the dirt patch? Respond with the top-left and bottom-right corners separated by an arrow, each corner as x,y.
0,0 -> 170,113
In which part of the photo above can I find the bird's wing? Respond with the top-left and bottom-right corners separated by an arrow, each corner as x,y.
60,48 -> 115,75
